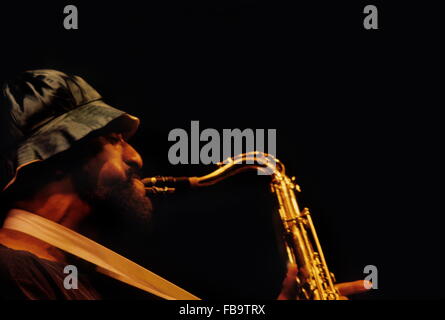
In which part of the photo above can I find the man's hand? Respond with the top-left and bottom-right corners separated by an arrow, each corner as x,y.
278,264 -> 371,300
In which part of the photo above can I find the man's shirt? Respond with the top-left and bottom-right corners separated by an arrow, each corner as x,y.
0,244 -> 101,299
0,244 -> 157,300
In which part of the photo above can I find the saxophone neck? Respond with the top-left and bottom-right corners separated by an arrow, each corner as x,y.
143,151 -> 283,194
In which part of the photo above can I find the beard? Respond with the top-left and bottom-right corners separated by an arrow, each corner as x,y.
72,166 -> 154,254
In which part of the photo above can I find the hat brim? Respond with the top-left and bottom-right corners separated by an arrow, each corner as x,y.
2,100 -> 139,191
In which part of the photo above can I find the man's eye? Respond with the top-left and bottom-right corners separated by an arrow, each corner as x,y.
107,136 -> 121,144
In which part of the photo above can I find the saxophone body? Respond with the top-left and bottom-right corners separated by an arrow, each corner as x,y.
143,151 -> 340,300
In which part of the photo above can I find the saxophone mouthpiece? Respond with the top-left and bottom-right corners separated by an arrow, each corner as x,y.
142,176 -> 192,195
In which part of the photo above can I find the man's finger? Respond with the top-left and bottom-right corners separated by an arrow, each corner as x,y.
335,280 -> 371,296
278,264 -> 298,300
286,263 -> 298,277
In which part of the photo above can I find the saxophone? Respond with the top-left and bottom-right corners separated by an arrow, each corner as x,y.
142,152 -> 340,300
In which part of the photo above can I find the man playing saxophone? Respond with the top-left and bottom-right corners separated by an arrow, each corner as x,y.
0,70 -> 370,300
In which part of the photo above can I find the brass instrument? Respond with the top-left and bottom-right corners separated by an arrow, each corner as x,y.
142,151 -> 340,300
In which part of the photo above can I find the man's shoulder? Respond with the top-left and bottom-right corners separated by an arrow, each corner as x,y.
0,244 -> 61,299
0,244 -> 102,300
0,243 -> 38,259
0,244 -> 47,270
0,244 -> 58,282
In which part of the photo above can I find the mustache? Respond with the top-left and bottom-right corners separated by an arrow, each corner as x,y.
126,167 -> 143,181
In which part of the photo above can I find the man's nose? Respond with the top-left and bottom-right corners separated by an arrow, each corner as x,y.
123,142 -> 143,170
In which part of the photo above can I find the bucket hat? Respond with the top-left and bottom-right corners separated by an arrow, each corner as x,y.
0,69 -> 139,191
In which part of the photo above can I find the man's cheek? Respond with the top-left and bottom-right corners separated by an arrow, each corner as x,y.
97,161 -> 128,185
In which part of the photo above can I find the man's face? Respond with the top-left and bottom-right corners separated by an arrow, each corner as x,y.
72,131 -> 153,228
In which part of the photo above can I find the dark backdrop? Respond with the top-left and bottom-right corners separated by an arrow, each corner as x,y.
0,1 -> 441,300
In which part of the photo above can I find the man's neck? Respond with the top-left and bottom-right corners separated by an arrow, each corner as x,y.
0,177 -> 92,263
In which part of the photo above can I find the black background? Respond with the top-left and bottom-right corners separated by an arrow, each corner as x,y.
0,1 -> 442,301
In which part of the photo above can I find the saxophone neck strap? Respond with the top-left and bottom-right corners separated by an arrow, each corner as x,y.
2,208 -> 200,300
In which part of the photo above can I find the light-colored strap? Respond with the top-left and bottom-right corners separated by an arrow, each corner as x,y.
3,209 -> 200,300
